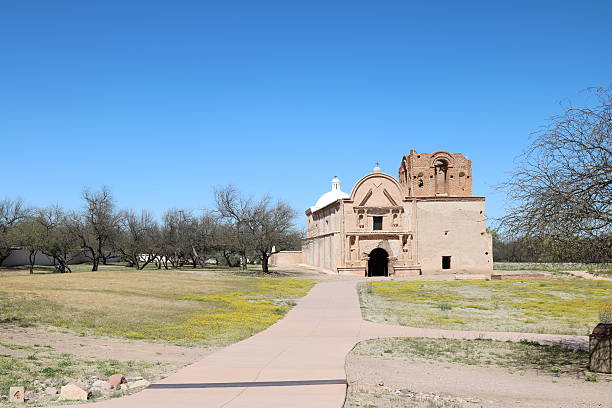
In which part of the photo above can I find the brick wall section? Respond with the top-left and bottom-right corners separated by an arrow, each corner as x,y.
398,150 -> 473,197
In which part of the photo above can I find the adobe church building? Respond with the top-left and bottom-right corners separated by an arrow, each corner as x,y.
271,150 -> 493,276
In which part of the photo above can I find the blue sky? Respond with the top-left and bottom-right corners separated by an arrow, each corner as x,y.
1,1 -> 610,228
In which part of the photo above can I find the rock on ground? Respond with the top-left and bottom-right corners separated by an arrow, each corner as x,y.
128,379 -> 151,389
58,384 -> 89,401
108,374 -> 126,388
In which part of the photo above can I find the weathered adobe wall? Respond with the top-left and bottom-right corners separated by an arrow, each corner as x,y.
303,202 -> 343,272
416,199 -> 492,274
399,151 -> 473,197
269,251 -> 304,266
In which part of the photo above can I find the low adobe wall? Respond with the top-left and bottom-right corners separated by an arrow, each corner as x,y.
269,251 -> 304,266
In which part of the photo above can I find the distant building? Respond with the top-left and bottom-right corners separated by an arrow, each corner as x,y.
271,150 -> 492,276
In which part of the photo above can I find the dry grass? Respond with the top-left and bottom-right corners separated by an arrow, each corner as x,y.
0,340 -> 162,397
359,279 -> 612,334
344,391 -> 457,408
351,337 -> 592,378
344,337 -> 608,408
494,262 -> 612,277
0,269 -> 314,346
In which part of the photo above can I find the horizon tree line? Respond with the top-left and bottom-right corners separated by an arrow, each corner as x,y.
0,185 -> 301,273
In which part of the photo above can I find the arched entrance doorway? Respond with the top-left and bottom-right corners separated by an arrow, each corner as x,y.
367,248 -> 389,277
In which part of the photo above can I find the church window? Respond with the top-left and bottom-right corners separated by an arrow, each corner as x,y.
442,256 -> 451,270
373,216 -> 383,231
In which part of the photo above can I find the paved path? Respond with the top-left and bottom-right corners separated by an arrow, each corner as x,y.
59,280 -> 588,408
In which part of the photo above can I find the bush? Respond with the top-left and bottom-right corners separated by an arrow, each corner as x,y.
599,305 -> 612,324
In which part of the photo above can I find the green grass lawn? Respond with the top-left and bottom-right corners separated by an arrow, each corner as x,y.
0,269 -> 314,346
360,279 -> 612,335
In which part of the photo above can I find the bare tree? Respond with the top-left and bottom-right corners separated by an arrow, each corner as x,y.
160,209 -> 188,268
498,85 -> 611,262
189,212 -> 219,268
71,186 -> 121,271
214,222 -> 243,267
0,198 -> 28,265
215,185 -> 301,273
37,206 -> 80,273
11,216 -> 46,273
117,210 -> 161,270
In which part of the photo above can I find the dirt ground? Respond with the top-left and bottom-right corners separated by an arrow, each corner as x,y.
345,353 -> 612,408
0,323 -> 214,366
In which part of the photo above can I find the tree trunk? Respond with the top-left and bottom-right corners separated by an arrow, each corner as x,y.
139,254 -> 154,270
28,249 -> 37,274
0,249 -> 12,267
261,252 -> 269,273
223,251 -> 233,267
240,254 -> 248,271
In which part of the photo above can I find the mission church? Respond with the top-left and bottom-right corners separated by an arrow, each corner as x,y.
271,150 -> 493,276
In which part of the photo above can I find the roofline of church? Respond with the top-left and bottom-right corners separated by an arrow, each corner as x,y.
305,194 -> 487,215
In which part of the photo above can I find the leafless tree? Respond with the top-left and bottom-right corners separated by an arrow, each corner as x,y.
498,85 -> 611,262
70,186 -> 121,271
215,185 -> 301,273
189,212 -> 219,268
159,209 -> 188,268
0,198 -> 28,266
37,206 -> 80,273
158,209 -> 219,269
11,216 -> 46,273
214,222 -> 243,267
117,210 -> 161,270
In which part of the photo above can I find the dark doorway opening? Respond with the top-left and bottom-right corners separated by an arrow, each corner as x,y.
442,256 -> 451,270
367,248 -> 389,277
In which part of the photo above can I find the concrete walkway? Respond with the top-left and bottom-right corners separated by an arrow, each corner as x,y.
58,280 -> 588,408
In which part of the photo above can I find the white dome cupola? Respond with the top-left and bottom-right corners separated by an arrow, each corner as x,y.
313,176 -> 350,211
331,176 -> 341,191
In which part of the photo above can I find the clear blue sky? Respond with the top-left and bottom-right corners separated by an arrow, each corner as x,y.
1,1 -> 611,228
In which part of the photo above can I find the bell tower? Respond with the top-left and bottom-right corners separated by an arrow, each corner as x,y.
399,150 -> 473,197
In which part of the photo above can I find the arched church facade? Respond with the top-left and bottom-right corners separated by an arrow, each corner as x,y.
272,150 -> 493,276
